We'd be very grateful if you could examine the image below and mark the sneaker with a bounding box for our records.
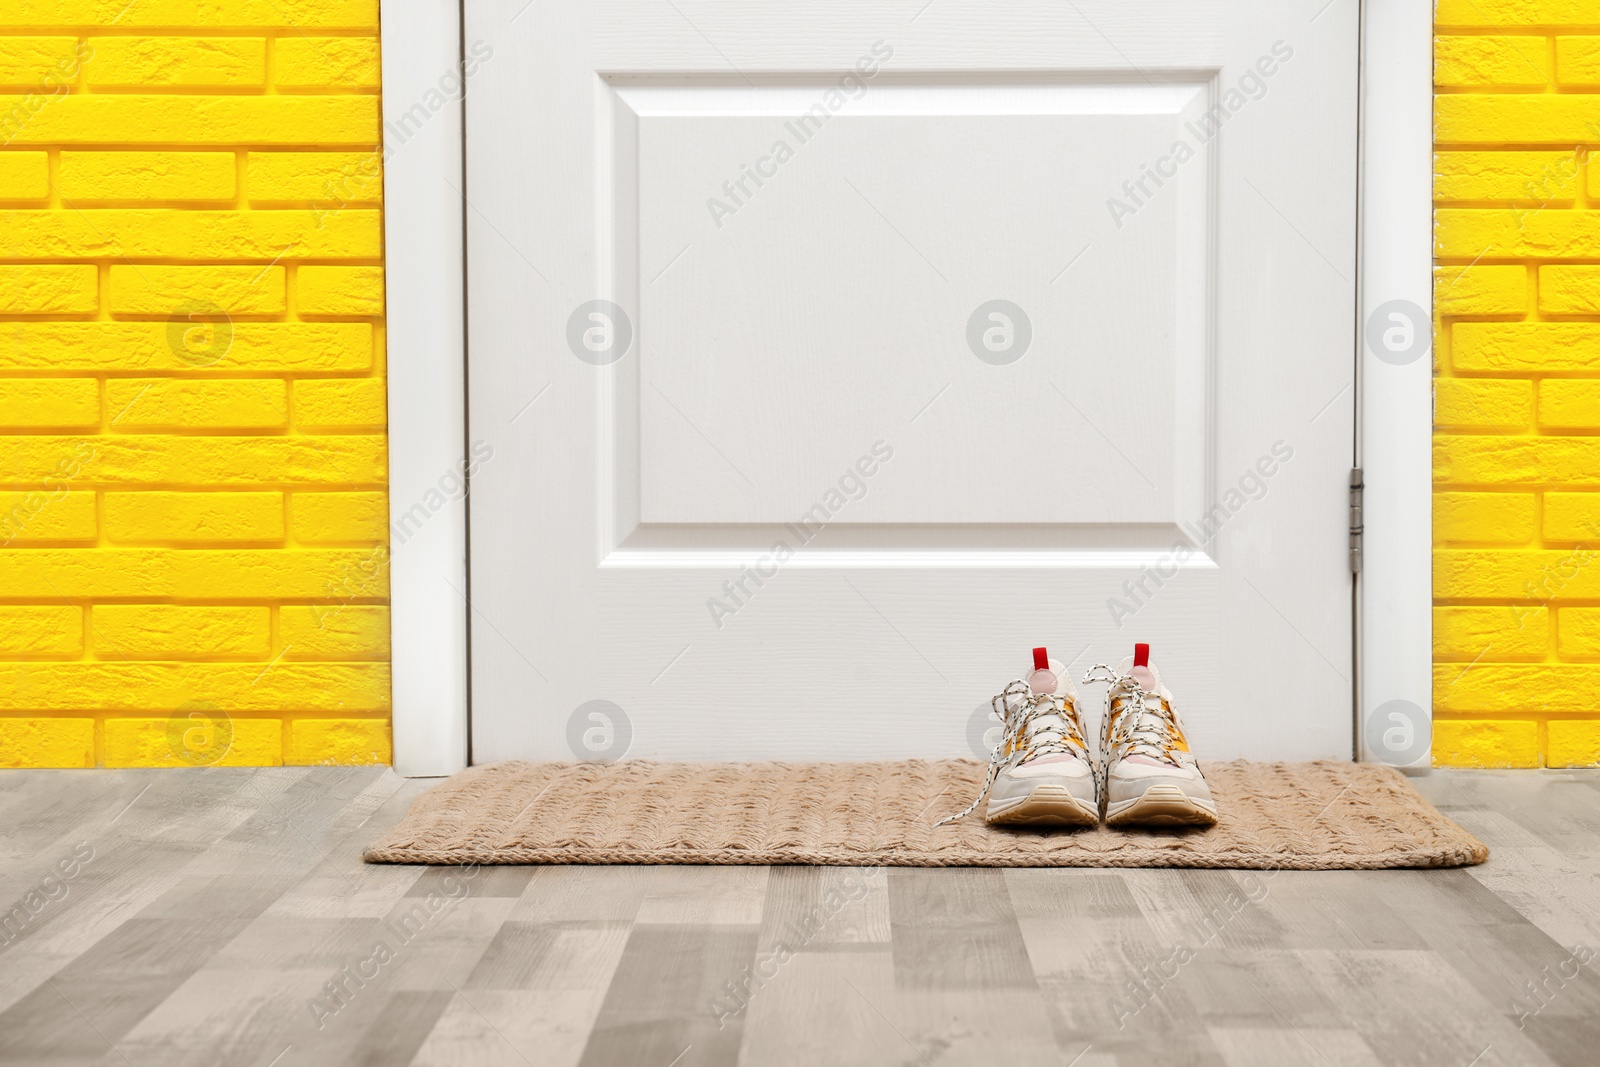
[939,647,1099,828]
[1083,643,1218,828]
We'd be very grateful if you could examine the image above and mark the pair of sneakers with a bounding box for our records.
[941,643,1217,829]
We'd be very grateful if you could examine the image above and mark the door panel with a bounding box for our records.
[465,0,1358,762]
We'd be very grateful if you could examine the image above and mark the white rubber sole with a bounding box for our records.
[985,785,1100,828]
[1103,784,1218,829]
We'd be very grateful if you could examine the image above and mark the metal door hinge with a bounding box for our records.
[1349,467,1363,575]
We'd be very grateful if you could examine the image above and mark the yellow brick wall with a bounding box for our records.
[1435,0,1600,768]
[3,4,1594,771]
[0,1,389,768]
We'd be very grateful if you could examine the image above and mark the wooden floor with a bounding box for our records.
[1,768,1598,1067]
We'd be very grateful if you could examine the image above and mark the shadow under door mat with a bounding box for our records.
[364,759,1487,869]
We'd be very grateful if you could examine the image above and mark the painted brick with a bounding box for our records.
[0,152,48,200]
[1431,719,1539,769]
[1434,265,1525,316]
[1434,150,1583,203]
[1538,265,1600,314]
[0,379,99,429]
[7,1,378,28]
[106,379,288,431]
[294,378,386,431]
[0,7,388,770]
[1432,20,1600,771]
[1539,380,1600,432]
[1452,323,1600,374]
[280,605,387,658]
[0,662,389,712]
[0,718,93,768]
[0,491,96,544]
[0,322,373,373]
[60,151,236,202]
[1434,378,1531,431]
[0,96,377,146]
[0,548,387,600]
[1436,664,1600,713]
[1435,437,1600,488]
[0,435,386,486]
[1435,36,1551,88]
[275,38,380,89]
[0,265,97,314]
[247,151,381,204]
[1435,549,1600,601]
[1436,96,1600,145]
[1438,0,1600,28]
[104,716,282,768]
[1543,493,1600,543]
[1556,37,1600,86]
[0,208,379,260]
[1548,720,1600,768]
[1435,606,1547,660]
[86,38,266,88]
[110,265,284,316]
[293,491,387,543]
[286,718,390,765]
[297,266,384,317]
[1437,208,1600,259]
[93,605,270,658]
[1559,608,1600,659]
[0,38,79,86]
[1433,491,1536,545]
[104,491,284,543]
[0,607,82,655]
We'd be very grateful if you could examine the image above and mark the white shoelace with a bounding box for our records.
[935,680,1087,827]
[1081,664,1184,765]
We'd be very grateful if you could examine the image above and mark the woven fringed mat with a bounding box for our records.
[364,759,1487,869]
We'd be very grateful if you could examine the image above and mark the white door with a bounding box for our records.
[464,0,1358,764]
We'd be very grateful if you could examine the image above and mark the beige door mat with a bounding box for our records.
[365,759,1486,869]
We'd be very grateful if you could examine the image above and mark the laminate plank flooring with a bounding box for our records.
[0,766,1597,1066]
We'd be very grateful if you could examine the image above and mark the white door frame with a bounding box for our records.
[380,0,1432,777]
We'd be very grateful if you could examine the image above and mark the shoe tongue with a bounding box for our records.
[1114,655,1162,692]
[1027,657,1077,699]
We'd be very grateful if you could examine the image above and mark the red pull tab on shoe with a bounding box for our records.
[1133,643,1150,668]
[1033,647,1049,671]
